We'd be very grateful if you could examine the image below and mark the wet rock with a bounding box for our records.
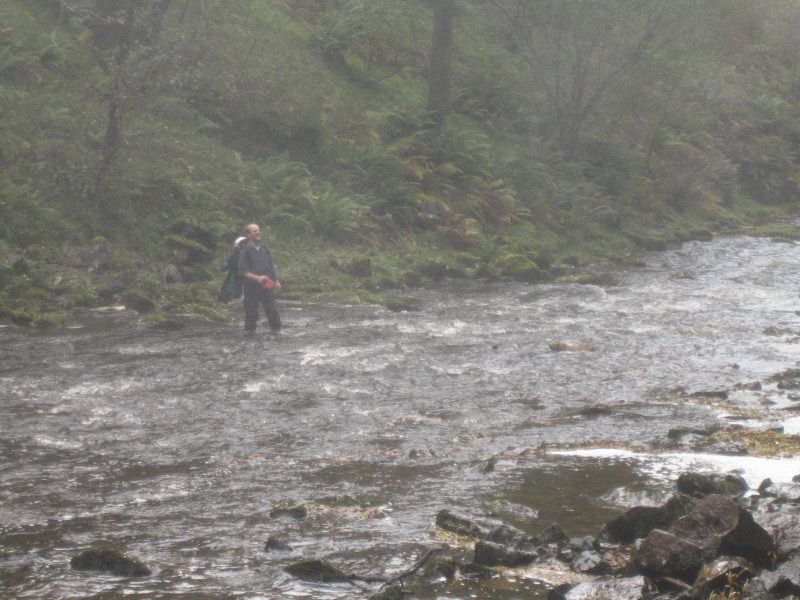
[671,494,775,568]
[284,559,351,582]
[473,540,537,567]
[755,510,800,558]
[487,524,538,550]
[563,575,652,600]
[270,500,308,519]
[484,500,539,524]
[571,550,611,575]
[686,556,754,600]
[542,523,569,544]
[634,528,708,581]
[756,480,800,503]
[677,472,748,498]
[70,548,151,577]
[423,556,492,581]
[766,368,800,390]
[604,506,669,544]
[753,556,800,597]
[435,509,483,537]
[733,381,763,391]
[689,389,729,400]
[263,536,292,552]
[479,456,497,473]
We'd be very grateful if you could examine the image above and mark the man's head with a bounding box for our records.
[244,223,262,245]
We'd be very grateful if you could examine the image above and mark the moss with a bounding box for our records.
[712,428,800,457]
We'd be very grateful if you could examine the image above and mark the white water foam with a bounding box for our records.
[550,448,800,488]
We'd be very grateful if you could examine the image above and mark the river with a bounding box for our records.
[2,234,800,599]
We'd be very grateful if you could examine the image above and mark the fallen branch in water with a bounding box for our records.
[378,545,447,590]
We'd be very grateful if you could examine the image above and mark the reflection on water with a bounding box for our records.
[2,236,800,598]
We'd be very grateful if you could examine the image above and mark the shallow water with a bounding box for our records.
[2,235,800,598]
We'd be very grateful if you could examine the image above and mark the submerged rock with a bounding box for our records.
[263,536,292,552]
[270,500,308,519]
[435,509,482,537]
[70,548,151,577]
[284,559,350,582]
[474,540,537,567]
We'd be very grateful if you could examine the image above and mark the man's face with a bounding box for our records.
[246,224,262,244]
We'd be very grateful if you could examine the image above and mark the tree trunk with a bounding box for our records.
[88,0,138,206]
[427,0,456,130]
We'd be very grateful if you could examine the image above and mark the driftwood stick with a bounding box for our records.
[659,575,692,590]
[379,545,446,590]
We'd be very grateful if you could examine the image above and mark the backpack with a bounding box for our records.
[218,251,243,301]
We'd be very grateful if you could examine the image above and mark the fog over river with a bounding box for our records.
[3,234,800,599]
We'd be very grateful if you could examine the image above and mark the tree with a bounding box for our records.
[489,0,698,157]
[427,0,456,129]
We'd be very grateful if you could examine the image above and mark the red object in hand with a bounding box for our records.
[261,276,276,290]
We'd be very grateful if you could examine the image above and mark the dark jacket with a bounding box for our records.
[237,243,279,293]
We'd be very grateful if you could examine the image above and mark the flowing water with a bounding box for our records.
[3,235,800,599]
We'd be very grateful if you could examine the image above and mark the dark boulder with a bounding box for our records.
[635,528,708,581]
[70,548,151,577]
[435,509,483,537]
[542,522,568,544]
[604,506,671,544]
[677,472,748,498]
[670,494,775,568]
[284,559,350,582]
[473,540,537,567]
[263,536,292,552]
[487,524,538,550]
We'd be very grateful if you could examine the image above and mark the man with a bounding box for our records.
[237,223,282,333]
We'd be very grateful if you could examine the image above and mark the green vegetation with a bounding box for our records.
[1,0,799,325]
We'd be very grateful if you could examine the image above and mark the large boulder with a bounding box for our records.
[677,472,748,498]
[70,548,151,577]
[603,494,698,544]
[634,529,708,581]
[670,494,775,568]
[755,509,800,558]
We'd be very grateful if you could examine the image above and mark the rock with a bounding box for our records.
[480,456,497,473]
[635,529,709,581]
[756,480,800,503]
[473,540,537,567]
[423,557,492,581]
[542,523,569,544]
[604,506,669,544]
[70,548,151,577]
[677,472,748,498]
[753,556,800,597]
[435,509,483,537]
[568,536,598,552]
[671,494,775,568]
[689,389,729,400]
[487,524,538,550]
[572,550,611,575]
[270,501,308,519]
[564,575,652,600]
[122,291,156,314]
[484,500,539,524]
[284,559,351,582]
[755,510,800,558]
[263,536,292,552]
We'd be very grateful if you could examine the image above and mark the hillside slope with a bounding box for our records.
[1,0,799,326]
